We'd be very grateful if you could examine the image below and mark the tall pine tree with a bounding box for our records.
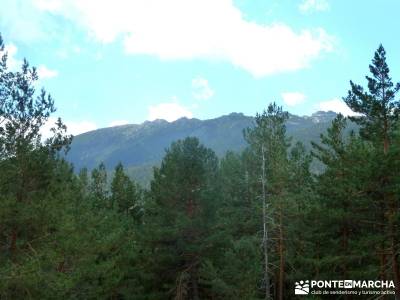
[138,137,219,300]
[344,45,400,295]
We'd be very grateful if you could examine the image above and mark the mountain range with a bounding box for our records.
[67,111,341,184]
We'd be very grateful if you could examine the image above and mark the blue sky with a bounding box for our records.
[1,0,399,135]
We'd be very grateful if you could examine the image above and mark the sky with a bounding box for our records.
[0,0,399,135]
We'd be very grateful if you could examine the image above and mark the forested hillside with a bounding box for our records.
[67,111,339,171]
[67,110,346,184]
[1,32,399,300]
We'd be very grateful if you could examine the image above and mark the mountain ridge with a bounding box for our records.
[74,110,336,136]
[67,111,342,182]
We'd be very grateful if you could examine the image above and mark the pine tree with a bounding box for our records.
[90,162,109,208]
[243,103,310,300]
[211,150,264,299]
[0,33,74,298]
[111,162,142,219]
[344,45,400,295]
[138,137,219,299]
[344,45,400,153]
[311,115,377,282]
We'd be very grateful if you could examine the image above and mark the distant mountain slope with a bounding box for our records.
[67,111,341,179]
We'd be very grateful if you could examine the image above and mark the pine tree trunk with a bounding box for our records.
[57,260,66,273]
[390,218,400,299]
[190,267,200,300]
[379,246,387,281]
[342,225,349,300]
[315,230,321,278]
[382,118,400,298]
[383,119,389,155]
[378,197,387,282]
[10,228,17,258]
[391,246,400,300]
[278,208,284,300]
[342,225,348,277]
[261,145,271,300]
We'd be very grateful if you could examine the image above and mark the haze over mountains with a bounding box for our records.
[67,111,341,183]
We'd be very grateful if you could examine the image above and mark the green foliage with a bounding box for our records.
[311,116,377,279]
[344,44,400,292]
[89,163,109,207]
[344,44,400,147]
[137,137,220,299]
[0,32,73,299]
[111,162,142,219]
[243,103,314,299]
[211,151,263,299]
[1,30,399,299]
[66,111,344,179]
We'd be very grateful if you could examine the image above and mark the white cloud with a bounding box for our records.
[299,0,330,14]
[317,98,359,116]
[33,0,62,12]
[109,120,129,127]
[40,117,97,139]
[1,44,58,79]
[72,46,81,54]
[0,0,49,42]
[0,44,22,70]
[65,120,97,135]
[37,65,58,79]
[33,0,334,77]
[148,102,193,122]
[282,92,306,106]
[192,77,214,100]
